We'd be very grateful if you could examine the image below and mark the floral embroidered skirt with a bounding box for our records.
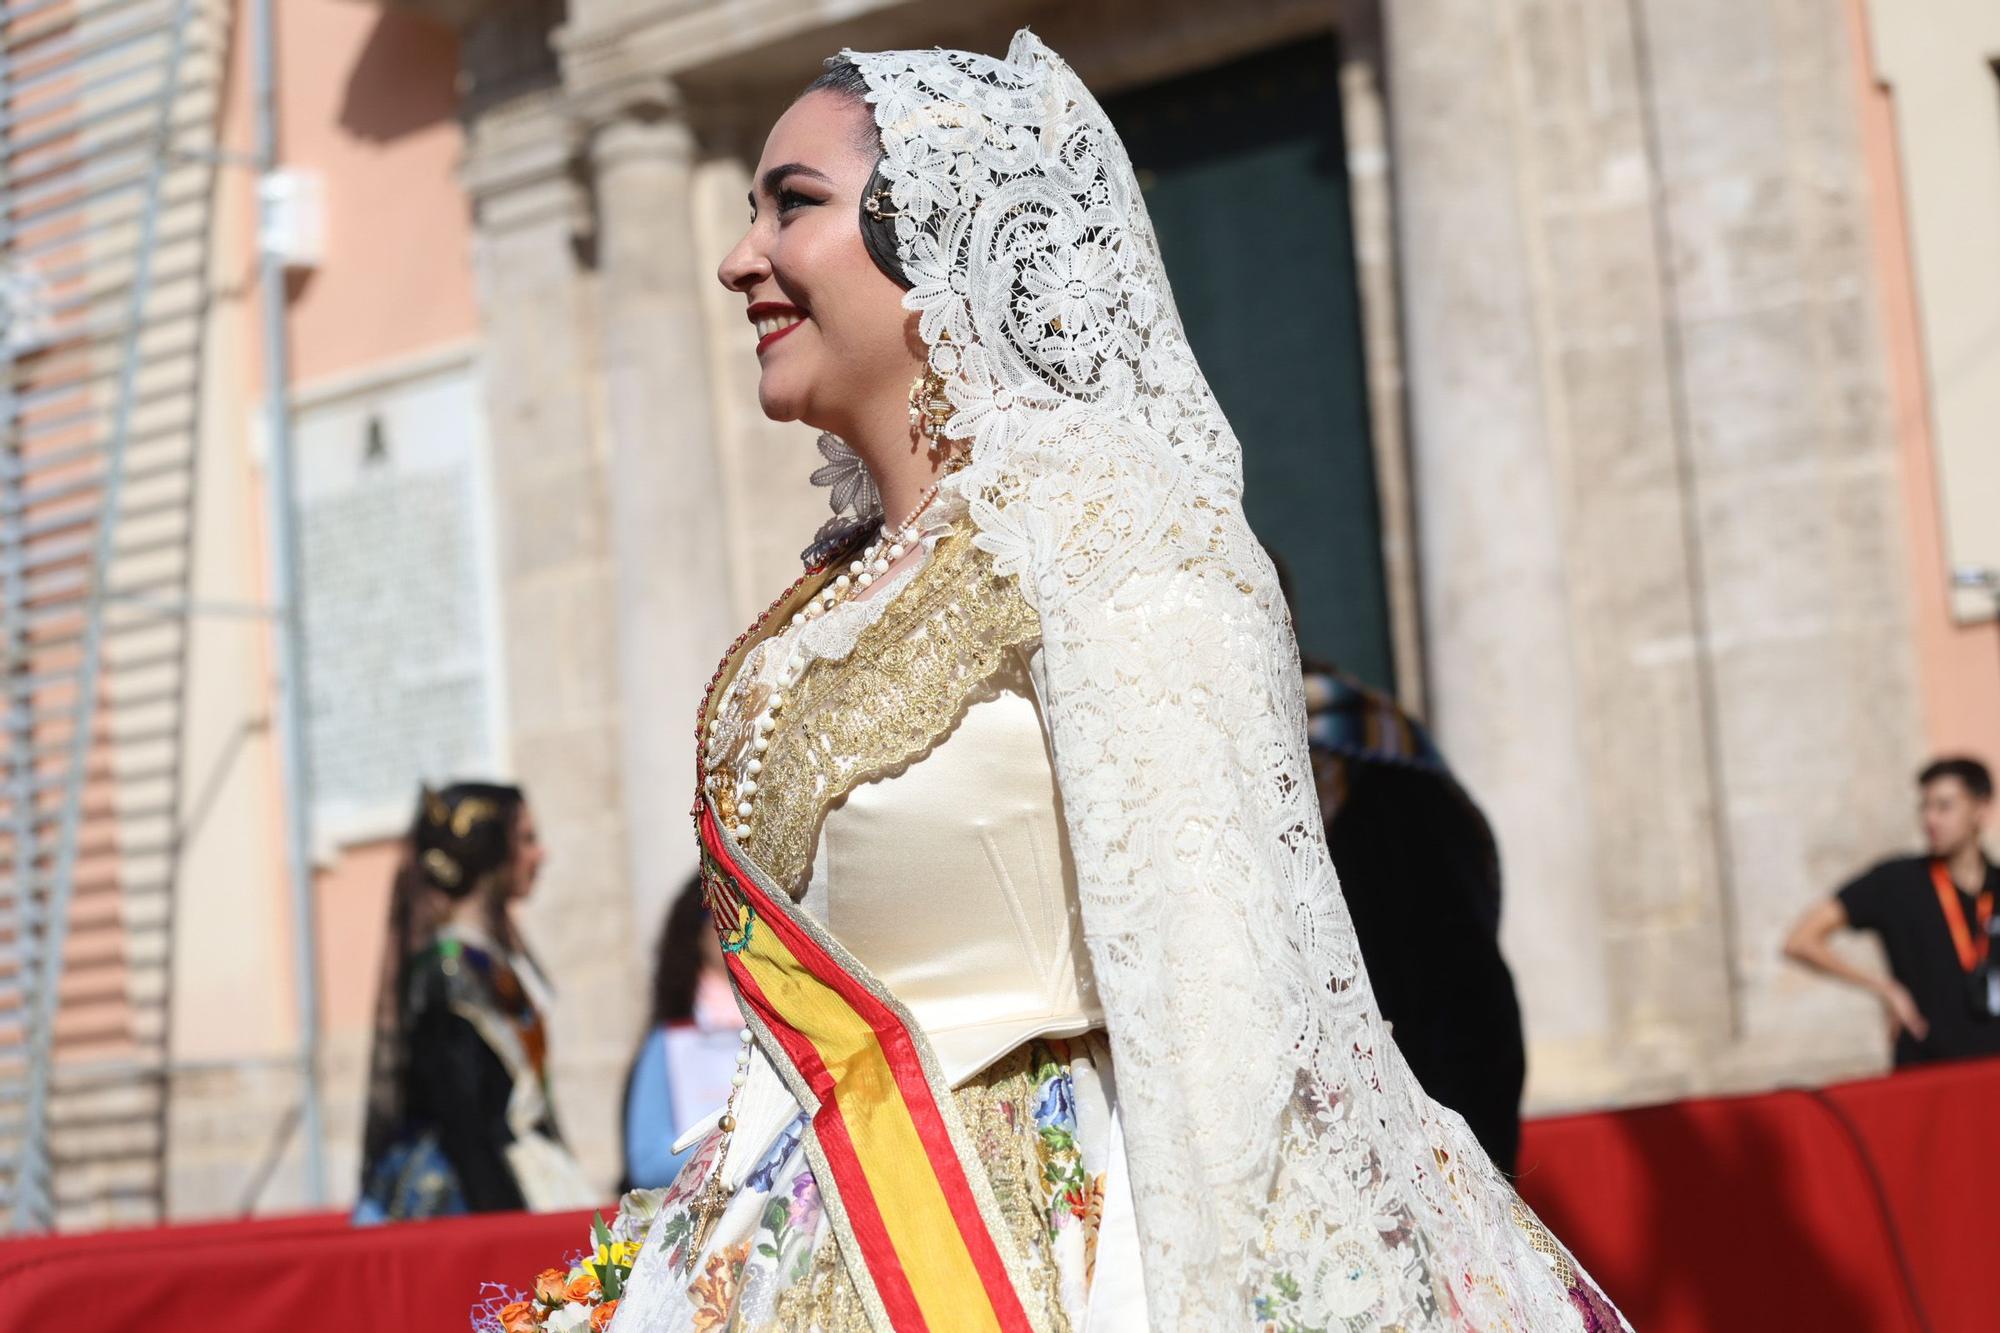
[609,1035,1119,1333]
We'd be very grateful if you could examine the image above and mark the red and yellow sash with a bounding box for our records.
[698,804,1034,1332]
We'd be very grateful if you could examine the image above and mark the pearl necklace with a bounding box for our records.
[702,487,940,843]
[791,485,938,627]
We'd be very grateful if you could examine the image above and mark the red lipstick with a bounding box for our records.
[748,301,808,355]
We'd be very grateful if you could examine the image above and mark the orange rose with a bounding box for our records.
[590,1300,619,1331]
[565,1271,602,1304]
[533,1269,569,1305]
[498,1299,543,1333]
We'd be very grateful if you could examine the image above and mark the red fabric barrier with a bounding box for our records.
[0,1209,347,1269]
[4,1058,1992,1331]
[7,1206,595,1331]
[1520,1057,1998,1333]
[1518,1089,1919,1332]
[1817,1059,1994,1333]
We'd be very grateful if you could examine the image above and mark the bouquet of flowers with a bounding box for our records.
[474,1190,668,1333]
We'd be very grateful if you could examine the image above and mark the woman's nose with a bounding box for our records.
[718,228,769,292]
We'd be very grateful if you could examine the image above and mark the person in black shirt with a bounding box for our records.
[1783,756,1999,1067]
[1267,548,1528,1171]
[1305,664,1527,1174]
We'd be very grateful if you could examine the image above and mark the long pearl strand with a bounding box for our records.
[682,1020,759,1270]
[703,487,940,844]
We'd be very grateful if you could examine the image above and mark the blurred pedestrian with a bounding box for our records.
[355,781,596,1221]
[1784,756,1999,1068]
[619,877,742,1191]
[1303,664,1527,1172]
[1269,551,1527,1172]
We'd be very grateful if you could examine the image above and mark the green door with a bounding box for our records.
[1104,37,1393,688]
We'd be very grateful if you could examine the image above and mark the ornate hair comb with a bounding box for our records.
[421,848,463,890]
[449,797,500,838]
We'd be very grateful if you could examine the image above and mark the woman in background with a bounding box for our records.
[620,878,741,1191]
[356,781,595,1221]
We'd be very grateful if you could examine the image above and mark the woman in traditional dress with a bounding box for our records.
[356,782,596,1220]
[607,33,1627,1331]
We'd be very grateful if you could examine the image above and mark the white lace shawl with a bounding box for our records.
[841,32,1627,1330]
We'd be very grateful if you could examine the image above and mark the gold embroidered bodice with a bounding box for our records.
[704,529,1104,1085]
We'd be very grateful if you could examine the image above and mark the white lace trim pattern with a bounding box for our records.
[838,32,1627,1330]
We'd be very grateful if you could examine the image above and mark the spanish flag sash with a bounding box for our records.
[688,557,1037,1333]
[697,811,1034,1332]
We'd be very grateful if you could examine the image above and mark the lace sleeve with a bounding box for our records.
[989,415,1623,1331]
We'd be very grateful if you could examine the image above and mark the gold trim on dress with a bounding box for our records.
[746,530,1043,892]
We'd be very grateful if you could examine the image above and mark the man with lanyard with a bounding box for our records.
[1784,756,2000,1067]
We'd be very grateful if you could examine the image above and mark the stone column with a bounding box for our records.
[1413,0,1746,1101]
[1631,0,1925,1086]
[1383,0,1618,1105]
[461,90,637,1187]
[584,91,739,948]
[1333,0,1427,715]
[1387,0,1926,1105]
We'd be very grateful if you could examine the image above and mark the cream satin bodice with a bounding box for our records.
[700,528,1104,1091]
[797,648,1102,1086]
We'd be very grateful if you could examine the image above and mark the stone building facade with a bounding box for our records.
[162,0,1989,1213]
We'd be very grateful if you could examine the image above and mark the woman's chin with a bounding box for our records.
[755,381,804,424]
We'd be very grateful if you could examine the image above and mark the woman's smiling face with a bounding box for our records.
[717,90,920,436]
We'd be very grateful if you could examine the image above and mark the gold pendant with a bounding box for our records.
[683,1168,733,1273]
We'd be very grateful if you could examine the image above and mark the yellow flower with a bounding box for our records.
[593,1240,642,1271]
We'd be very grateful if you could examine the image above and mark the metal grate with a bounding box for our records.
[0,0,225,1233]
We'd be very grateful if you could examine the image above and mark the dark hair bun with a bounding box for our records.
[410,781,525,899]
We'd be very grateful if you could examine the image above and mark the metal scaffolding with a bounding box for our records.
[0,0,226,1232]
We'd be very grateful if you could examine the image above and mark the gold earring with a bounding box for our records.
[908,361,953,447]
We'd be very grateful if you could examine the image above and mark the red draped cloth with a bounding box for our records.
[3,1205,593,1329]
[7,1057,1994,1331]
[1520,1056,1993,1333]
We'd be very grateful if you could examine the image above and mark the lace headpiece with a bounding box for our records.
[849,33,1239,512]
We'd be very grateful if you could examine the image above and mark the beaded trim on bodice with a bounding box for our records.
[697,527,1042,896]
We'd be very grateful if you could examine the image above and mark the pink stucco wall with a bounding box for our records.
[274,2,476,385]
[1850,0,2000,778]
[272,2,476,1046]
[315,838,403,1039]
[212,0,476,1053]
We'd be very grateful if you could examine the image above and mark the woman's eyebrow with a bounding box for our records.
[757,162,834,199]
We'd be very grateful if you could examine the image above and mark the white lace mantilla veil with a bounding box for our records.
[834,31,1630,1331]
